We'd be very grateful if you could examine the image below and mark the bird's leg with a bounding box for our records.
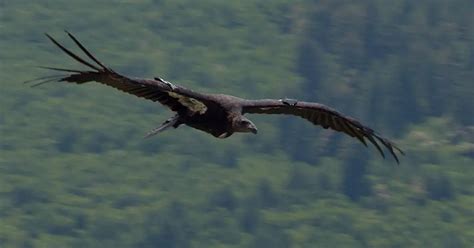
[144,114,180,138]
[154,77,177,91]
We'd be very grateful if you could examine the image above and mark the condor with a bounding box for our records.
[28,32,404,163]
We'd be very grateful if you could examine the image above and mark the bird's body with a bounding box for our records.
[29,32,404,162]
[175,94,243,138]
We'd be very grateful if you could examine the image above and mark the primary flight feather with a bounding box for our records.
[29,32,404,163]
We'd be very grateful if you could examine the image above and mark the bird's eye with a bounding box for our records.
[240,120,248,125]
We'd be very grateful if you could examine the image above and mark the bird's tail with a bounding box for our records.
[144,115,181,138]
[25,31,113,87]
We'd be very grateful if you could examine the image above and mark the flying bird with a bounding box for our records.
[28,32,404,162]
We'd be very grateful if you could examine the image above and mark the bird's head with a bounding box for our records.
[233,116,258,134]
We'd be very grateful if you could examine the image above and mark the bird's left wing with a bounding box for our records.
[241,99,404,163]
[27,32,219,114]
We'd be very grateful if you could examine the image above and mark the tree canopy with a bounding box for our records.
[1,0,473,247]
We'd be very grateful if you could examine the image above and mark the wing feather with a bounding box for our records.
[242,99,403,163]
[331,116,342,132]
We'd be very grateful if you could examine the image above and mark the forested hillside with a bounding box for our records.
[1,0,473,247]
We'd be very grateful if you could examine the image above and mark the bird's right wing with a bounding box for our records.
[241,99,404,163]
[28,32,219,115]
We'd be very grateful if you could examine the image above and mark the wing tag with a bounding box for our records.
[280,98,298,106]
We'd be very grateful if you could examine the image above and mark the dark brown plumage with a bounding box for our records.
[28,32,404,163]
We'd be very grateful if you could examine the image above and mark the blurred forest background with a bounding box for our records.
[1,0,473,247]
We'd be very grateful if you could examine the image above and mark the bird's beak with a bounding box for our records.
[251,127,258,134]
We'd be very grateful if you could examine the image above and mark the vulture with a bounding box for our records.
[28,32,404,163]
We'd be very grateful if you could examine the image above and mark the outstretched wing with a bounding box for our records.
[28,31,217,114]
[241,99,404,163]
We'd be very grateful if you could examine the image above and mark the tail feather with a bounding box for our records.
[144,115,180,138]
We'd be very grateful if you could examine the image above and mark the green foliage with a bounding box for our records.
[1,0,474,247]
